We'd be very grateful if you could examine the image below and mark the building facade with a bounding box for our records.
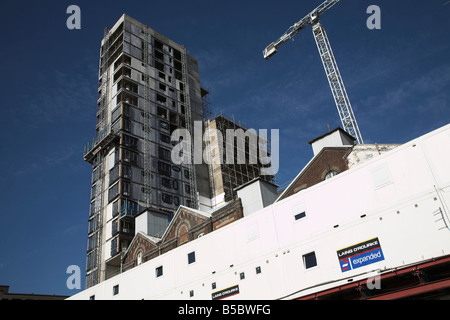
[277,127,400,202]
[121,199,244,274]
[69,123,450,300]
[203,115,275,206]
[83,14,205,288]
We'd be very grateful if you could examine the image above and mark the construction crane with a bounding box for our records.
[263,0,364,144]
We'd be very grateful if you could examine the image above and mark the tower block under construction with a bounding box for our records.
[83,14,205,288]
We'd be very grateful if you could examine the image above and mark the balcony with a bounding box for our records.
[83,125,119,164]
[119,200,145,219]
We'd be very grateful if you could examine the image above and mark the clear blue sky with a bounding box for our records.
[0,0,449,296]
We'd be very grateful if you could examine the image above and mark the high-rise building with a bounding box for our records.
[83,14,205,288]
[203,114,275,205]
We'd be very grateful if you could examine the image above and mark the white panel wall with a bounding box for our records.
[69,123,450,300]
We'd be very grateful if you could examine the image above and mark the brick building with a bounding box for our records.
[122,199,243,272]
[278,128,355,201]
[277,127,399,202]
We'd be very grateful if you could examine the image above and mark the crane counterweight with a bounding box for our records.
[263,42,277,60]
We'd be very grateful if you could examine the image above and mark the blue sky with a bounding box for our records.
[0,0,449,296]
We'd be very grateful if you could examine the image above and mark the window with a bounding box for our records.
[240,272,245,280]
[174,49,181,61]
[188,251,196,264]
[174,196,180,206]
[120,199,139,217]
[155,60,164,72]
[156,94,167,105]
[158,161,171,177]
[212,282,216,290]
[111,237,118,256]
[156,266,163,278]
[256,266,262,274]
[112,200,119,218]
[122,165,132,179]
[137,251,143,266]
[160,133,171,144]
[303,252,317,269]
[122,118,131,132]
[122,134,138,149]
[325,170,338,180]
[111,107,121,124]
[112,220,118,236]
[160,120,169,130]
[154,39,163,50]
[122,181,131,197]
[161,177,172,188]
[172,180,179,190]
[162,193,173,204]
[89,295,95,300]
[122,149,139,165]
[294,212,306,221]
[155,50,164,61]
[108,183,119,203]
[157,106,167,118]
[109,165,120,185]
[113,285,119,296]
[190,290,194,297]
[159,146,171,161]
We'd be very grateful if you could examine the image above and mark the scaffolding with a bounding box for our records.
[86,26,111,289]
[181,47,198,209]
[205,114,275,202]
[142,25,152,206]
[201,87,212,121]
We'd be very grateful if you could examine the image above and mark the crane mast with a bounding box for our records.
[263,0,364,144]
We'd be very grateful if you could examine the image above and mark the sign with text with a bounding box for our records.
[212,285,240,300]
[337,237,385,272]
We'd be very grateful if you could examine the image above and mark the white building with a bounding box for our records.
[70,123,450,300]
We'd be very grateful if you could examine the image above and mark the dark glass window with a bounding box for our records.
[108,183,119,202]
[303,252,317,269]
[162,177,172,188]
[109,165,120,185]
[294,212,306,221]
[122,134,138,149]
[159,146,172,162]
[158,161,171,177]
[156,266,163,277]
[188,251,196,264]
[160,133,171,144]
[162,193,173,204]
[113,285,119,296]
[160,120,169,130]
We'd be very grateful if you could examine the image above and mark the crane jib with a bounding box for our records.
[263,0,340,58]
